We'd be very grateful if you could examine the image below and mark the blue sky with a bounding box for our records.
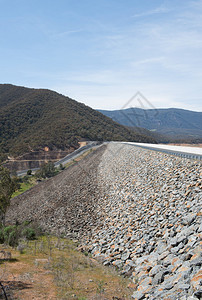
[0,0,202,111]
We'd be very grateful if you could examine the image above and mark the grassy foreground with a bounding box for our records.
[0,236,133,299]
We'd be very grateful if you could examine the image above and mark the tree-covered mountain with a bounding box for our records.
[0,84,156,160]
[98,108,202,141]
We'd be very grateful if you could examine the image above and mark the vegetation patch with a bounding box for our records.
[0,221,41,247]
[0,236,133,299]
[12,177,36,198]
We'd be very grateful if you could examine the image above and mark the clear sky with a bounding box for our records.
[0,0,202,111]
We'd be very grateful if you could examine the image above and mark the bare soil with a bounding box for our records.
[0,237,132,299]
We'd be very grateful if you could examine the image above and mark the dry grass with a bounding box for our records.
[0,236,133,299]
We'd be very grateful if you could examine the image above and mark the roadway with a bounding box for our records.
[17,141,202,176]
[123,142,202,160]
[16,141,101,177]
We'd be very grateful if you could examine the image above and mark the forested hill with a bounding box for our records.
[0,84,156,159]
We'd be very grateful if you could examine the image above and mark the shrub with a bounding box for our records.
[23,220,31,226]
[3,225,16,240]
[27,170,32,175]
[22,227,36,240]
[35,162,57,179]
[22,175,29,183]
[8,229,19,247]
[0,229,4,243]
[58,163,65,170]
[1,225,19,247]
[0,222,40,247]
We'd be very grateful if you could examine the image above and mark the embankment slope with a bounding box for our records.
[7,143,202,299]
[6,145,106,238]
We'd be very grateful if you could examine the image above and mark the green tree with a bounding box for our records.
[35,161,57,179]
[27,169,32,175]
[59,163,65,171]
[0,167,19,226]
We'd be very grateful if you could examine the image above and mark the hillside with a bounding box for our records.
[0,84,156,161]
[99,108,202,141]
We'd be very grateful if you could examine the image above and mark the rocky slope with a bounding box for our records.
[6,146,106,238]
[81,143,202,299]
[7,143,202,299]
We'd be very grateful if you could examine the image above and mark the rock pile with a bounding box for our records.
[81,143,202,299]
[6,146,106,238]
[7,142,201,299]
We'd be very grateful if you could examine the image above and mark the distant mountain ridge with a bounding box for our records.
[0,84,156,161]
[98,107,202,140]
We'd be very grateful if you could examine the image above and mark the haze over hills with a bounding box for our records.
[98,108,202,142]
[0,84,156,162]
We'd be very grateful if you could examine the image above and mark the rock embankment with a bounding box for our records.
[6,146,106,238]
[81,143,202,300]
[7,142,201,299]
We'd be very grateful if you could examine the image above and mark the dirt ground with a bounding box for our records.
[78,142,87,148]
[0,237,133,300]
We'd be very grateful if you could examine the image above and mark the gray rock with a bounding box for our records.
[182,214,197,226]
[132,291,145,299]
[170,237,178,247]
[176,283,190,290]
[182,252,193,261]
[163,283,174,290]
[177,235,188,244]
[158,250,169,260]
[193,290,202,299]
[152,271,165,285]
[198,223,202,233]
[112,259,123,268]
[136,247,144,254]
[121,264,132,275]
[149,265,164,277]
[190,257,202,267]
[121,252,130,261]
[103,260,111,266]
